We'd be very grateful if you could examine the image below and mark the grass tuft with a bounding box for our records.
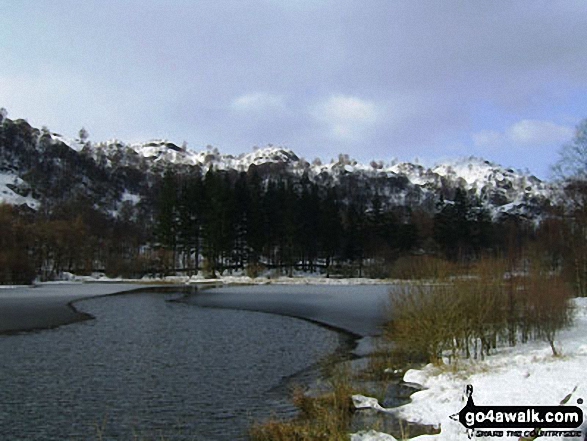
[250,366,356,441]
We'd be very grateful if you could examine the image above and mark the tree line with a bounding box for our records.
[151,165,509,278]
[3,111,587,294]
[0,164,511,284]
[2,162,577,285]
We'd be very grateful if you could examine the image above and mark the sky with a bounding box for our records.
[1,0,586,179]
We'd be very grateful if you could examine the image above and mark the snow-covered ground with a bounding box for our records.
[68,270,394,286]
[352,298,587,441]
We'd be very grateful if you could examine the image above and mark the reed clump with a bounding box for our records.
[249,366,355,441]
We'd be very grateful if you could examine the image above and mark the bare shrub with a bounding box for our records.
[516,271,573,355]
[389,255,460,280]
[246,262,265,278]
[386,281,456,365]
[385,257,574,364]
[363,259,391,279]
[104,255,152,279]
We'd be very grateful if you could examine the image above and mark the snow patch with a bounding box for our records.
[353,394,392,413]
[121,191,141,205]
[357,297,587,440]
[52,134,85,152]
[0,171,39,209]
[350,430,398,441]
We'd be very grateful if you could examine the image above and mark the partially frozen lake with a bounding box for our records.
[0,283,392,440]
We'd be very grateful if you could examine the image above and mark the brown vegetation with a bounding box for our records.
[389,254,461,280]
[249,367,355,441]
[385,258,574,364]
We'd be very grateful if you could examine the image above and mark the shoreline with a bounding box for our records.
[0,271,395,334]
[0,281,384,393]
[0,283,184,335]
[0,279,385,348]
[0,279,405,438]
[351,298,587,441]
[173,286,364,341]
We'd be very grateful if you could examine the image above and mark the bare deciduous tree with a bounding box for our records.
[553,119,587,181]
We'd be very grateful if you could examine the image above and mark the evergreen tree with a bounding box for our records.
[434,188,492,261]
[155,169,179,270]
[245,166,265,267]
[177,172,204,273]
[343,202,366,276]
[298,174,321,271]
[319,187,343,275]
[201,170,237,275]
[280,179,299,276]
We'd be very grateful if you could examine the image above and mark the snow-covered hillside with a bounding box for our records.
[87,140,302,171]
[0,118,557,218]
[0,171,39,209]
[72,138,555,217]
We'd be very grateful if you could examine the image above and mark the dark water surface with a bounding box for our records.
[0,292,344,440]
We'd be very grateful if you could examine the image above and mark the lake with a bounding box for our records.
[0,284,391,440]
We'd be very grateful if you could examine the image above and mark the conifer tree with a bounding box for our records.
[177,172,204,273]
[343,202,366,276]
[320,187,343,274]
[155,169,179,270]
[245,166,265,268]
[298,175,320,271]
[434,188,492,261]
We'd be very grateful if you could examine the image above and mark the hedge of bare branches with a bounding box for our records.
[385,258,574,364]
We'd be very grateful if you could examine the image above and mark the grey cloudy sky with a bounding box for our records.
[1,0,586,178]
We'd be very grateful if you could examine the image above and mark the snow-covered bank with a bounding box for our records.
[352,298,587,440]
[190,274,393,286]
[66,271,395,286]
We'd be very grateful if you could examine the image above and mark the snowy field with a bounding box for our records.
[352,297,587,441]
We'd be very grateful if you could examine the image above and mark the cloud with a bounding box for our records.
[1,0,587,176]
[311,95,380,141]
[473,120,574,149]
[231,92,286,113]
[507,120,574,146]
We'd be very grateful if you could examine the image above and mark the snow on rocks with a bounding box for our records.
[25,133,556,219]
[353,297,587,440]
[351,430,398,441]
[353,394,393,413]
[0,171,39,209]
